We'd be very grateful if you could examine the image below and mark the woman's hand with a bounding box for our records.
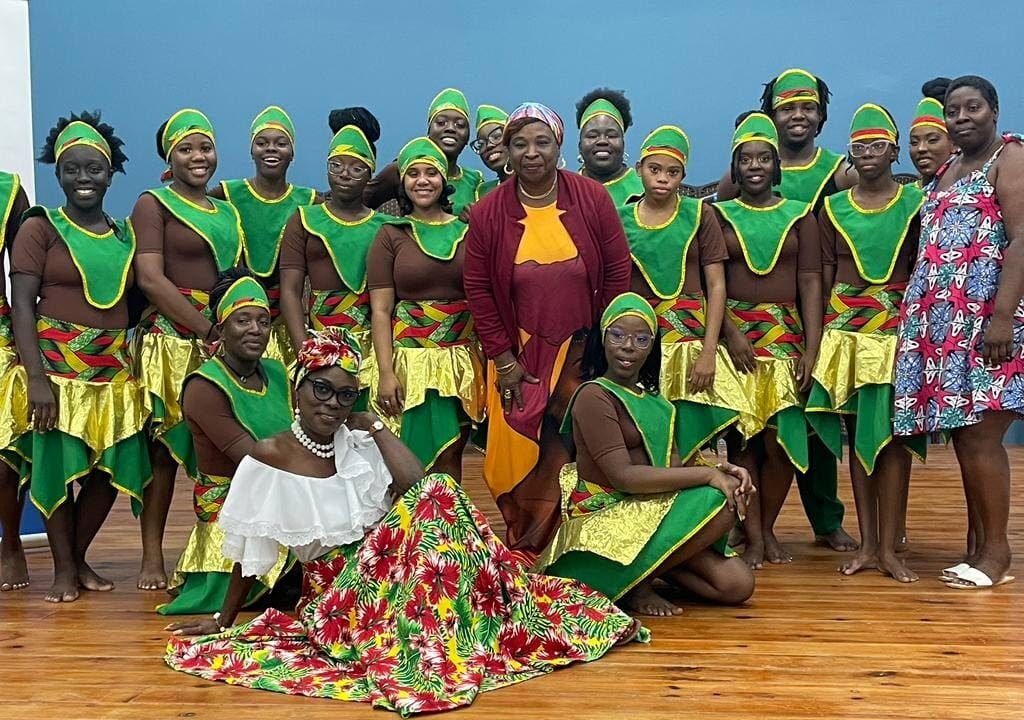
[27,375,57,432]
[717,460,755,514]
[724,331,757,374]
[165,617,224,637]
[346,411,381,433]
[708,464,754,519]
[376,371,404,418]
[689,349,717,393]
[982,314,1015,366]
[795,349,817,393]
[497,362,539,413]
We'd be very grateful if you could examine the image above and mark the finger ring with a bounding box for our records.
[503,389,512,399]
[383,399,391,406]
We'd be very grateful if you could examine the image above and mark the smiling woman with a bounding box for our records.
[575,88,643,206]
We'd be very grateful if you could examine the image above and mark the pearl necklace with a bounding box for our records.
[291,420,335,458]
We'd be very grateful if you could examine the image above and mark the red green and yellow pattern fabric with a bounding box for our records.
[652,294,705,342]
[393,299,474,348]
[727,299,805,359]
[221,179,316,277]
[849,102,898,144]
[37,315,132,382]
[912,97,946,134]
[309,288,370,333]
[166,473,644,715]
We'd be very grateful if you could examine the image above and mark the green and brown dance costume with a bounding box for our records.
[133,109,243,480]
[535,294,731,600]
[428,89,483,216]
[621,126,740,460]
[160,277,293,615]
[808,105,928,470]
[373,138,485,470]
[0,171,30,469]
[10,202,152,518]
[577,98,644,206]
[220,106,316,364]
[474,104,509,200]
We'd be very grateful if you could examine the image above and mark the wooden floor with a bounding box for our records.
[2,446,1021,719]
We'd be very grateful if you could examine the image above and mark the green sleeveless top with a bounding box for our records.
[823,184,925,284]
[476,178,501,200]
[189,357,293,447]
[383,215,467,260]
[0,171,21,253]
[298,205,394,293]
[23,206,135,309]
[714,198,812,275]
[774,147,844,207]
[448,167,484,216]
[221,179,317,277]
[144,186,243,272]
[563,377,675,468]
[619,196,702,299]
[602,167,645,207]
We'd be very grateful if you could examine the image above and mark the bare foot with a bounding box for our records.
[742,542,765,570]
[0,542,29,591]
[137,558,168,591]
[764,535,793,564]
[621,584,684,617]
[815,527,859,552]
[45,571,80,603]
[77,561,114,592]
[877,553,918,583]
[840,551,877,575]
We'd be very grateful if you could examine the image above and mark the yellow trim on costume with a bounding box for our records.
[327,125,377,172]
[603,169,632,189]
[167,186,217,214]
[297,205,375,293]
[55,121,113,163]
[582,110,624,131]
[601,310,657,334]
[784,146,823,172]
[630,198,702,300]
[55,142,112,165]
[407,217,467,261]
[209,356,269,397]
[161,108,215,155]
[0,173,21,252]
[54,208,134,310]
[722,199,809,276]
[782,148,844,207]
[145,189,245,268]
[226,179,297,206]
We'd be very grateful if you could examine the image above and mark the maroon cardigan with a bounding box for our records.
[464,169,631,359]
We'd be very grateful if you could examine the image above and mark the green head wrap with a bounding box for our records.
[475,104,509,133]
[328,125,376,172]
[579,98,624,130]
[161,108,215,158]
[216,276,270,323]
[398,137,448,178]
[732,112,779,152]
[250,105,295,143]
[640,125,690,166]
[428,88,471,125]
[850,103,898,144]
[600,292,657,334]
[911,97,946,134]
[771,68,821,109]
[55,121,112,164]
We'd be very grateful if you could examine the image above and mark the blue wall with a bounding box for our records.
[28,0,1024,217]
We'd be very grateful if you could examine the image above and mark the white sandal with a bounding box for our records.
[941,566,1015,589]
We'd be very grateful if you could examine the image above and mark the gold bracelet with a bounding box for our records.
[495,361,518,375]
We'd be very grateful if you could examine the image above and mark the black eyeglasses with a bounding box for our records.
[470,127,504,154]
[307,378,360,406]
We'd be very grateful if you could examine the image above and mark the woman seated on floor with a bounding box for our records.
[165,327,643,716]
[533,292,756,616]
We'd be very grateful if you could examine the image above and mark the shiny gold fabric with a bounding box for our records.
[263,319,297,368]
[660,341,746,411]
[167,517,289,591]
[389,344,486,424]
[0,346,28,451]
[133,331,207,432]
[533,463,676,569]
[811,329,896,411]
[710,354,803,441]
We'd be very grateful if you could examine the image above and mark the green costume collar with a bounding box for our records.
[774,147,844,206]
[384,215,467,261]
[619,197,702,299]
[220,179,316,276]
[189,357,293,446]
[824,184,924,284]
[0,172,21,254]
[299,205,392,292]
[715,198,811,274]
[602,167,645,207]
[144,186,243,272]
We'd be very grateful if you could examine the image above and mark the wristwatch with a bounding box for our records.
[368,419,386,436]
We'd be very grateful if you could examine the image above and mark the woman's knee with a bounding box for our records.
[717,560,755,605]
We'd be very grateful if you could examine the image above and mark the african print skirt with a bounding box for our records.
[133,287,210,475]
[807,283,927,473]
[308,287,376,399]
[10,315,151,517]
[165,474,643,716]
[385,300,485,469]
[653,293,743,461]
[536,464,731,601]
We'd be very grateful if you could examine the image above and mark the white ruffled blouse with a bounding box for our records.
[218,426,394,577]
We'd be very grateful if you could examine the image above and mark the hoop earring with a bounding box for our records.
[557,156,566,169]
[623,152,631,162]
[503,161,514,175]
[576,153,584,165]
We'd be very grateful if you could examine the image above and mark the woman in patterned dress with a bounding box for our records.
[165,328,642,716]
[893,75,1024,589]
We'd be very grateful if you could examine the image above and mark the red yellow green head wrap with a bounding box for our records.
[428,88,471,125]
[601,292,657,334]
[911,97,947,134]
[640,125,690,166]
[161,108,215,159]
[475,104,509,133]
[397,137,448,178]
[732,112,779,152]
[55,121,112,164]
[850,103,898,144]
[216,276,270,323]
[579,98,624,131]
[250,105,295,144]
[771,68,821,109]
[328,125,376,172]
[296,327,363,383]
[504,102,565,146]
